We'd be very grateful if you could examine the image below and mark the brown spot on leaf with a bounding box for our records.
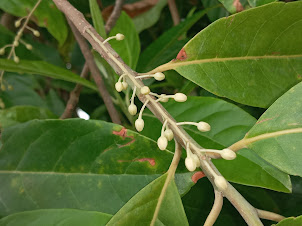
[233,0,244,12]
[256,116,278,124]
[176,48,187,61]
[297,75,302,80]
[271,52,280,55]
[192,171,206,183]
[113,127,135,147]
[118,158,156,166]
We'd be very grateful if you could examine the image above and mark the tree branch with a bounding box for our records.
[204,190,223,226]
[256,209,285,222]
[105,0,125,34]
[67,18,121,124]
[60,63,89,119]
[168,0,180,26]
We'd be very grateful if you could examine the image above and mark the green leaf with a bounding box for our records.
[248,0,277,7]
[0,0,68,45]
[107,174,189,225]
[89,0,107,38]
[142,97,291,192]
[0,119,193,217]
[45,89,65,116]
[138,9,209,72]
[109,12,140,69]
[275,216,302,226]
[0,59,97,91]
[239,81,302,177]
[151,2,302,108]
[202,0,229,22]
[0,106,56,129]
[218,0,239,13]
[133,0,167,33]
[0,209,112,226]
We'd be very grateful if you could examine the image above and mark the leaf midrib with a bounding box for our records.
[150,54,302,73]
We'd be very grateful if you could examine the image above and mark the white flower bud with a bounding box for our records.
[164,129,174,141]
[15,20,21,28]
[185,157,196,172]
[154,72,165,81]
[191,154,200,167]
[25,44,32,50]
[115,82,123,92]
[159,94,169,102]
[197,121,211,132]
[220,149,236,160]
[214,176,228,191]
[157,136,168,150]
[173,93,187,102]
[33,30,40,37]
[135,118,144,132]
[14,56,19,63]
[13,41,19,47]
[116,33,125,41]
[128,104,137,115]
[122,81,128,90]
[140,86,150,95]
[0,48,5,55]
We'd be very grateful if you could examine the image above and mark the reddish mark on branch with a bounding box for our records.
[113,127,135,147]
[176,48,187,61]
[118,158,156,166]
[192,171,206,183]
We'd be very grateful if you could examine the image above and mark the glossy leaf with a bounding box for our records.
[0,0,68,45]
[151,2,302,107]
[109,12,140,69]
[0,119,193,217]
[275,216,302,226]
[0,209,112,226]
[202,0,229,22]
[0,106,56,129]
[142,97,291,192]
[89,0,107,38]
[138,9,209,72]
[107,174,189,225]
[133,0,167,33]
[0,59,97,91]
[242,82,302,177]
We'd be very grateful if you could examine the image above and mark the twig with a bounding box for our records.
[204,190,223,226]
[60,63,89,119]
[105,0,125,34]
[66,18,121,125]
[168,0,180,26]
[151,140,182,226]
[256,209,285,222]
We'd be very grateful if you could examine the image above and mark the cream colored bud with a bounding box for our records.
[15,20,21,28]
[154,72,165,81]
[14,56,19,63]
[164,129,174,141]
[174,93,187,102]
[197,121,211,132]
[214,176,228,191]
[157,136,168,150]
[8,85,13,90]
[159,94,169,102]
[191,154,200,167]
[116,33,125,41]
[135,118,144,132]
[13,41,19,47]
[115,82,123,92]
[122,81,128,90]
[140,86,150,95]
[128,104,137,115]
[185,157,196,172]
[220,149,236,160]
[25,44,33,50]
[0,48,5,55]
[33,30,40,37]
